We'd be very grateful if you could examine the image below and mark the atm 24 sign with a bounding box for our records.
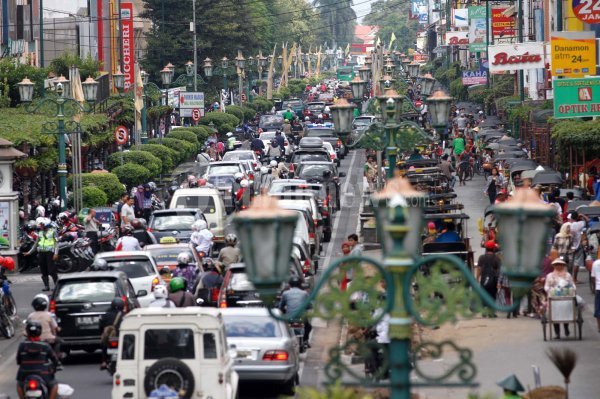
[573,0,600,22]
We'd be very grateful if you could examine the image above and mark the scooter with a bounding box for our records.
[289,320,306,353]
[106,336,119,376]
[22,375,48,398]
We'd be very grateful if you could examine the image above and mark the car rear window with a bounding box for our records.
[144,329,195,359]
[306,129,334,137]
[148,248,194,265]
[223,316,281,338]
[294,153,330,163]
[223,152,253,161]
[105,259,154,278]
[229,272,255,291]
[174,195,216,214]
[150,214,196,231]
[56,279,116,303]
[207,175,235,189]
[298,164,333,179]
[208,165,240,175]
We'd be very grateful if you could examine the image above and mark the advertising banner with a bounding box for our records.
[462,69,488,85]
[0,202,10,249]
[120,3,135,92]
[550,31,596,78]
[492,7,515,39]
[410,0,428,24]
[469,6,487,52]
[453,9,469,27]
[488,43,546,72]
[445,31,469,46]
[572,0,600,22]
[553,77,600,118]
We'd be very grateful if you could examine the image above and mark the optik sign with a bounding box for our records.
[120,3,135,92]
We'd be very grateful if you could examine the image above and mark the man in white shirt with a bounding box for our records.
[120,197,135,230]
[35,202,46,218]
[116,227,142,251]
[568,211,589,283]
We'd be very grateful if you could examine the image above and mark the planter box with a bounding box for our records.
[362,226,378,244]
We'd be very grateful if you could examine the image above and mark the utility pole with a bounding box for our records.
[192,0,197,91]
[517,0,525,101]
[39,0,44,96]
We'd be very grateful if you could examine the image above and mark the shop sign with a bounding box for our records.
[120,3,135,92]
[462,70,488,85]
[445,31,469,46]
[469,6,487,52]
[572,0,600,22]
[492,7,516,39]
[553,77,600,118]
[550,31,596,78]
[488,43,546,72]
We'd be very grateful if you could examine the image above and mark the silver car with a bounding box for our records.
[220,307,300,394]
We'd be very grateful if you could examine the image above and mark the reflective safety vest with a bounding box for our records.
[38,230,56,252]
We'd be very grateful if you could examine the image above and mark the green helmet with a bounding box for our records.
[169,277,186,293]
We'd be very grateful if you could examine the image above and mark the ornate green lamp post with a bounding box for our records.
[407,62,421,80]
[349,76,366,116]
[17,75,98,211]
[329,98,356,142]
[426,90,454,143]
[418,73,436,97]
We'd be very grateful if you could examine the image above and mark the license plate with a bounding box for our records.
[237,350,257,360]
[76,316,100,326]
[25,390,42,398]
[107,348,118,355]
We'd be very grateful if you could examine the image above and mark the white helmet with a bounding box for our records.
[177,252,191,265]
[153,285,168,299]
[240,179,249,188]
[234,172,244,179]
[270,160,278,167]
[194,220,208,231]
[226,132,233,137]
[260,166,269,174]
[34,293,50,303]
[305,116,310,121]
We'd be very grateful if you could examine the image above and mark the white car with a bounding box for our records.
[322,141,339,165]
[94,251,161,307]
[112,307,239,399]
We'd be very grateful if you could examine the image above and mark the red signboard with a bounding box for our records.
[572,0,600,22]
[414,54,429,62]
[120,3,135,92]
[491,7,515,38]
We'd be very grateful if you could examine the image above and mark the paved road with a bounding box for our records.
[0,149,366,399]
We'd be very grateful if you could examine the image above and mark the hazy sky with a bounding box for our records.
[353,0,376,23]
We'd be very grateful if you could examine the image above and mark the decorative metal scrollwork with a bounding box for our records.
[412,340,477,386]
[325,338,390,386]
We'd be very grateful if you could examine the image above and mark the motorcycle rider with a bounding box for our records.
[27,295,62,368]
[57,212,79,241]
[148,285,176,308]
[168,277,195,307]
[259,166,274,192]
[16,320,60,399]
[226,132,236,152]
[26,218,59,291]
[171,252,198,291]
[279,276,312,348]
[115,226,142,251]
[234,179,251,211]
[250,133,265,159]
[217,234,241,268]
[190,220,213,258]
[19,221,38,272]
[99,298,125,370]
[131,219,157,248]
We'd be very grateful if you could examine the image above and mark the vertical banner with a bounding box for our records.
[411,0,428,24]
[453,9,469,27]
[492,7,516,41]
[469,6,487,52]
[120,2,135,92]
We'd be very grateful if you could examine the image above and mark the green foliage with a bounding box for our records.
[148,137,196,162]
[106,96,135,126]
[449,78,468,101]
[15,158,39,170]
[176,126,212,143]
[48,53,100,80]
[112,164,152,189]
[0,58,48,106]
[552,119,600,153]
[81,186,108,208]
[313,0,356,50]
[167,130,200,148]
[240,106,256,121]
[147,105,172,120]
[198,112,240,134]
[288,79,306,97]
[363,0,420,53]
[107,150,162,177]
[78,173,124,203]
[140,144,178,174]
[248,96,274,113]
[275,87,291,100]
[224,105,245,122]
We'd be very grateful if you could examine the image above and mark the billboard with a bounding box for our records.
[488,43,546,73]
[445,31,469,46]
[469,6,487,52]
[550,31,596,78]
[492,7,516,40]
[120,3,134,92]
[553,77,600,118]
[411,0,428,24]
[462,69,488,86]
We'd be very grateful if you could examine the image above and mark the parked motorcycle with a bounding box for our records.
[56,235,95,273]
[1,272,17,317]
[0,289,14,338]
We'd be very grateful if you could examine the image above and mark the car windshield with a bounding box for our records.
[56,279,116,303]
[223,152,253,161]
[174,195,216,214]
[307,104,324,111]
[207,175,235,189]
[259,115,283,127]
[223,316,281,338]
[208,165,240,175]
[298,164,333,179]
[283,100,301,108]
[104,259,154,278]
[295,153,330,163]
[144,329,195,359]
[150,214,196,231]
[147,247,194,265]
[306,129,335,137]
[259,132,276,140]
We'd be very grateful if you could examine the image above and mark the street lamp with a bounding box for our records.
[160,67,173,86]
[235,54,246,104]
[379,75,395,94]
[113,67,125,91]
[329,98,356,141]
[277,55,283,67]
[185,61,194,77]
[235,54,246,70]
[349,76,366,116]
[203,58,214,77]
[407,62,421,78]
[221,57,229,69]
[17,75,97,211]
[401,58,411,72]
[358,66,370,82]
[140,69,149,85]
[419,73,436,97]
[426,90,453,142]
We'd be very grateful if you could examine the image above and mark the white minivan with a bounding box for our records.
[169,187,227,251]
[112,307,238,399]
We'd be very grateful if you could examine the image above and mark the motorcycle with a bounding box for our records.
[0,288,15,338]
[56,235,95,273]
[106,336,119,376]
[289,320,306,353]
[18,232,37,273]
[98,226,117,253]
[22,375,49,399]
[0,269,17,317]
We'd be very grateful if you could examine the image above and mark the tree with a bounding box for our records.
[313,0,357,49]
[48,53,101,80]
[363,0,420,54]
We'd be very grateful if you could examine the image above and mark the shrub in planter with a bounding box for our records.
[82,186,108,208]
[167,130,199,148]
[225,105,244,122]
[173,126,213,143]
[248,97,273,113]
[240,106,256,121]
[107,150,162,177]
[148,138,196,162]
[75,173,124,203]
[112,163,151,188]
[140,144,177,174]
[198,112,240,134]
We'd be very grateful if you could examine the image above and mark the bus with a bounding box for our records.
[336,66,355,82]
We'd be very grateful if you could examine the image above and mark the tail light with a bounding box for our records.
[121,295,129,313]
[151,277,160,291]
[302,259,311,273]
[309,232,315,239]
[219,302,227,308]
[263,350,289,361]
[330,154,335,160]
[28,379,38,390]
[115,374,121,386]
[284,141,288,146]
[211,288,220,302]
[49,299,56,314]
[108,337,119,348]
[146,228,154,233]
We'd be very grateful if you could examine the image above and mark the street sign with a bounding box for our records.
[180,108,205,118]
[179,92,205,109]
[191,108,201,121]
[114,125,129,145]
[572,0,600,22]
[551,31,596,78]
[553,77,600,119]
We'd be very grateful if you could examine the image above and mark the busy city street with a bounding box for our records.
[1,1,600,399]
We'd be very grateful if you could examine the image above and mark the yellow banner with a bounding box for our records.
[551,31,596,78]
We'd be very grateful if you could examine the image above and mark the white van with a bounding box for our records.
[169,187,227,250]
[112,307,238,399]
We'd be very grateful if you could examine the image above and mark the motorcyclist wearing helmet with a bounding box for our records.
[131,219,157,248]
[199,259,223,290]
[226,132,236,151]
[217,234,241,268]
[26,218,58,291]
[168,277,195,307]
[171,252,198,291]
[235,179,251,211]
[195,220,213,257]
[250,134,265,158]
[115,226,142,251]
[279,276,312,347]
[99,298,125,370]
[149,285,176,308]
[16,320,60,399]
[27,295,62,366]
[20,222,39,273]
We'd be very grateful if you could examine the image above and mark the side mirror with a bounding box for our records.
[339,172,347,178]
[136,290,148,297]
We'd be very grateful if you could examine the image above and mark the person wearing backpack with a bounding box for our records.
[148,285,176,308]
[99,297,125,370]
